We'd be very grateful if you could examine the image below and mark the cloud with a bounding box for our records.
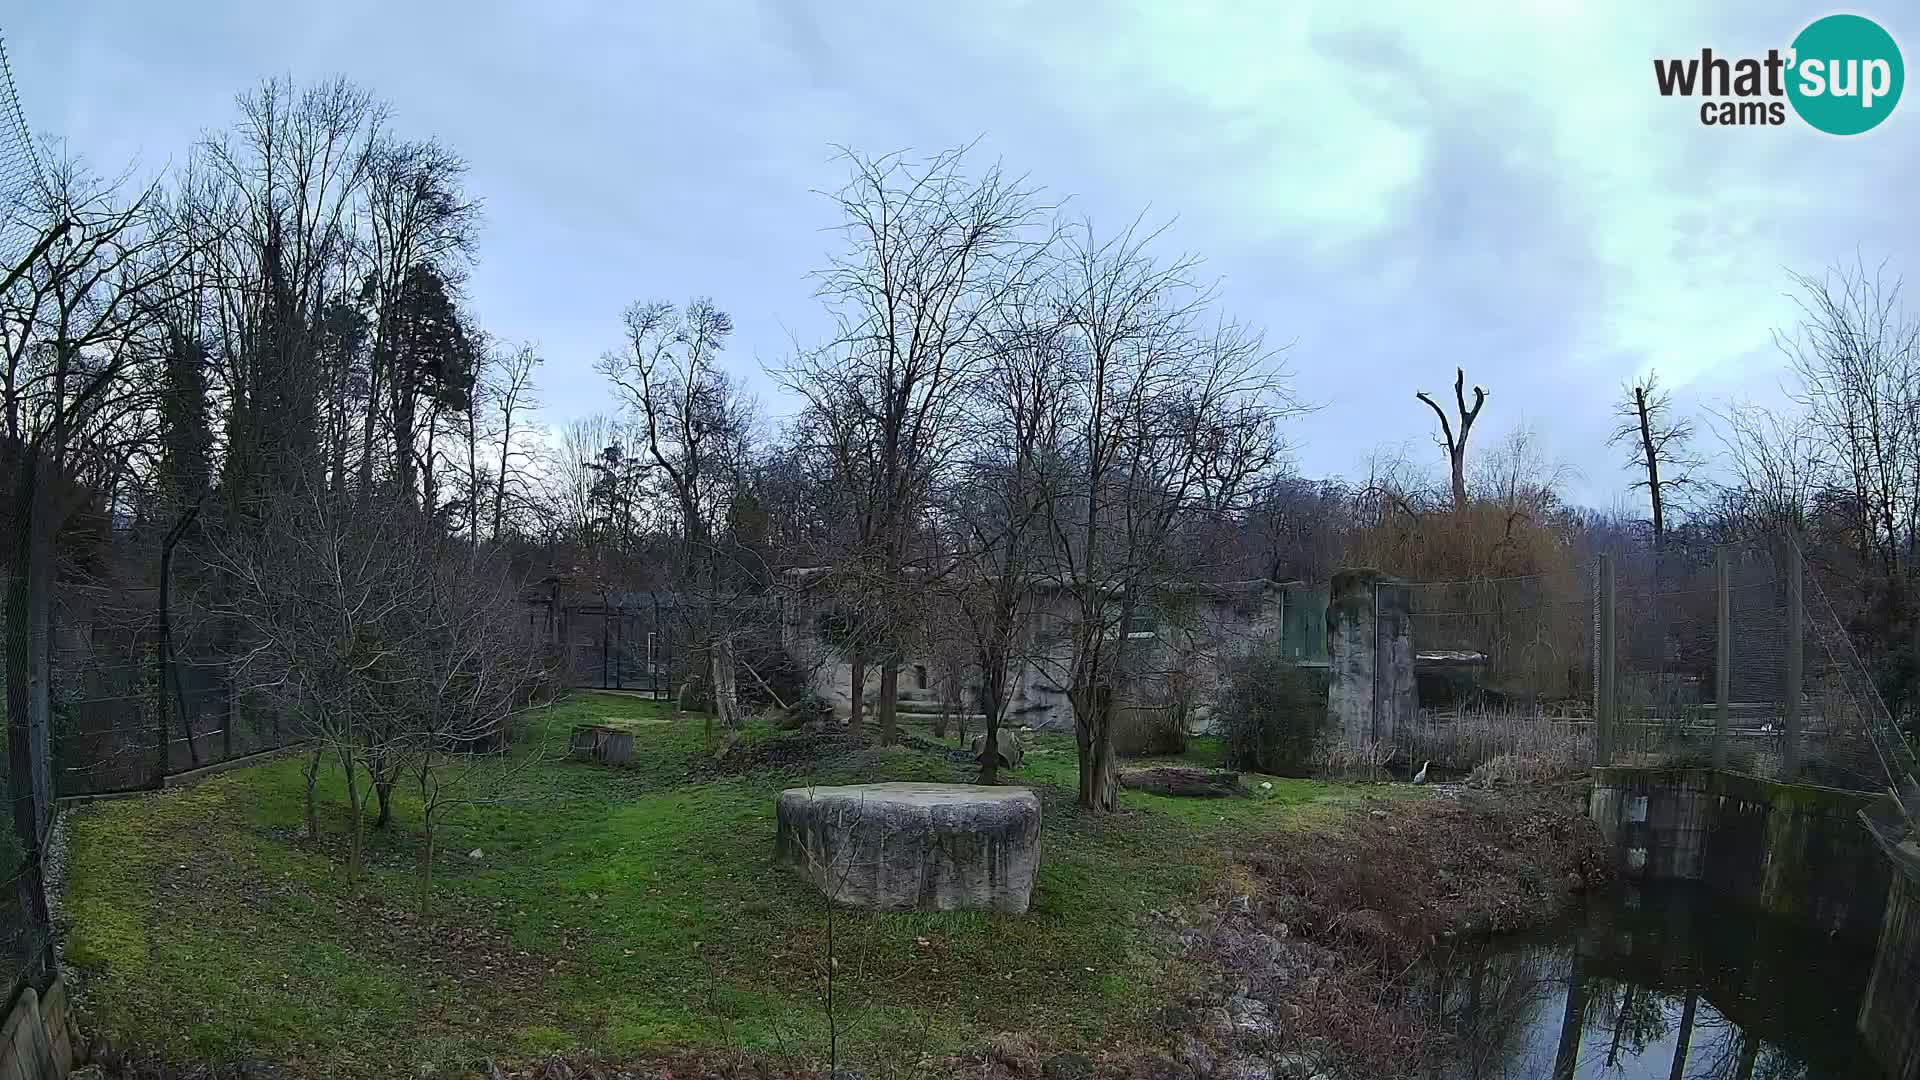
[9,0,1916,506]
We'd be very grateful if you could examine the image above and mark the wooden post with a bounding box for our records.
[1715,548,1731,770]
[1784,542,1803,778]
[1598,554,1617,765]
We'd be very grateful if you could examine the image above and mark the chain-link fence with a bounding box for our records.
[1404,569,1595,708]
[4,574,307,1006]
[0,23,47,1013]
[1398,540,1917,799]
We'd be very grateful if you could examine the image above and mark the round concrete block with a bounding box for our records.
[774,782,1042,913]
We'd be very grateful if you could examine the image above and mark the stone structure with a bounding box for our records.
[0,976,75,1080]
[1860,800,1920,1080]
[1588,766,1888,936]
[1325,568,1414,752]
[774,783,1041,913]
[782,574,1327,732]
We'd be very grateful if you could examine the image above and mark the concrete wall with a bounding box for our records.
[783,580,1295,732]
[1325,569,1414,751]
[0,977,75,1080]
[1860,843,1920,1080]
[1588,767,1888,937]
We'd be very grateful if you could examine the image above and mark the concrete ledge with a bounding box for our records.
[1591,765,1880,814]
[56,743,310,806]
[1589,765,1888,936]
[0,975,74,1080]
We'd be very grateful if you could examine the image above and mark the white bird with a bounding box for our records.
[1413,760,1431,785]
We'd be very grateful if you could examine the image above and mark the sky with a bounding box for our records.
[10,0,1919,509]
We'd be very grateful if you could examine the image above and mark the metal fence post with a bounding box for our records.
[1715,547,1731,770]
[1785,541,1803,778]
[1598,554,1616,765]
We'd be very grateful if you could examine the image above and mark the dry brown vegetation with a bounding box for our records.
[1162,783,1612,1079]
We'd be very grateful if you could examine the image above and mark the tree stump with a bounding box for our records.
[774,783,1042,913]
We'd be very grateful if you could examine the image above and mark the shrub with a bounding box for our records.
[1465,752,1586,788]
[773,691,834,731]
[1113,704,1187,757]
[1319,737,1398,782]
[1397,706,1590,772]
[1218,650,1326,776]
[740,643,809,711]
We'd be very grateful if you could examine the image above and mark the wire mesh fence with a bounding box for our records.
[0,29,43,267]
[1404,569,1595,709]
[4,576,306,1007]
[0,26,44,1009]
[1398,541,1917,798]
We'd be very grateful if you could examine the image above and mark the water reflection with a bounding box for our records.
[1423,883,1884,1079]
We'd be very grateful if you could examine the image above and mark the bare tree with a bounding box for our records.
[935,287,1071,781]
[199,77,385,510]
[1775,261,1920,577]
[1043,220,1291,811]
[484,341,542,542]
[598,299,757,730]
[781,146,1051,746]
[1417,367,1489,511]
[207,481,538,888]
[1705,400,1822,542]
[2,152,191,947]
[1609,371,1699,548]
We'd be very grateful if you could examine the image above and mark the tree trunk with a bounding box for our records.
[710,632,741,729]
[878,661,899,746]
[847,651,866,739]
[932,668,950,740]
[158,504,204,769]
[1071,684,1118,811]
[373,772,395,830]
[1450,446,1468,511]
[420,812,437,920]
[978,648,1007,784]
[5,458,53,983]
[1635,387,1665,548]
[342,747,365,888]
[358,347,384,501]
[303,747,323,839]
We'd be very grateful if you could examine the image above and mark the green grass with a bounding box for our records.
[62,693,1364,1076]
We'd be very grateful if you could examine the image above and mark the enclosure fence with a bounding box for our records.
[1398,540,1920,802]
[0,25,49,1012]
[4,577,307,1010]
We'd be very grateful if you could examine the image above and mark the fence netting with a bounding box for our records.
[1399,541,1915,797]
[0,25,43,1008]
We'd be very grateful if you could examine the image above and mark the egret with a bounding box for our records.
[1413,760,1431,785]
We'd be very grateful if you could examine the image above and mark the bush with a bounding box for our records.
[1218,651,1326,776]
[740,643,809,711]
[1397,706,1590,772]
[773,691,834,731]
[1465,751,1585,788]
[1113,704,1187,757]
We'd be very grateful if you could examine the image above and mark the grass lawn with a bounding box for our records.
[60,693,1372,1076]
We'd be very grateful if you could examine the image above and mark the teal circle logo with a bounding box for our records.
[1788,14,1904,135]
